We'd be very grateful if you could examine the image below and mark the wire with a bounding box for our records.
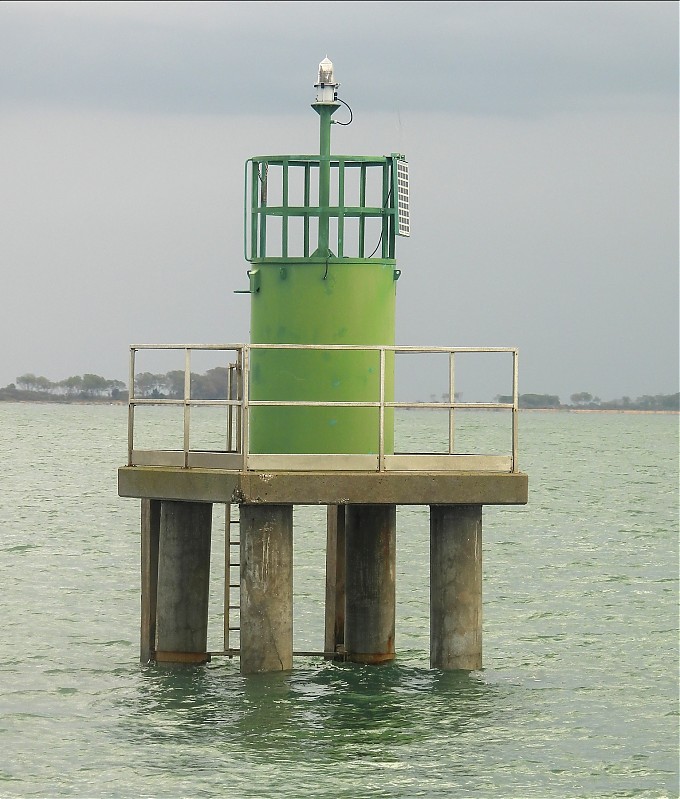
[368,231,383,259]
[367,184,393,258]
[334,97,353,126]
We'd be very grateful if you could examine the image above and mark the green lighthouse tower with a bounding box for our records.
[246,57,409,455]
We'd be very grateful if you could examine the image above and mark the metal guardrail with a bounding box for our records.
[127,344,519,473]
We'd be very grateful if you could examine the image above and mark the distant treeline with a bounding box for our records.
[494,392,680,411]
[1,371,678,411]
[0,373,127,402]
[0,369,233,402]
[134,368,232,399]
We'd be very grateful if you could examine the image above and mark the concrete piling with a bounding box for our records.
[155,500,213,663]
[140,498,160,664]
[344,504,396,664]
[239,504,294,674]
[324,504,346,658]
[430,504,483,670]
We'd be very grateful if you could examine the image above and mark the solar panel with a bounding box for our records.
[396,159,410,237]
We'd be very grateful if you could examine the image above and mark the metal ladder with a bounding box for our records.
[224,504,240,655]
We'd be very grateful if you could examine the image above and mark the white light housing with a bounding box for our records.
[314,56,339,104]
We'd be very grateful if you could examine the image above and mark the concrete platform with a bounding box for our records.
[118,466,528,506]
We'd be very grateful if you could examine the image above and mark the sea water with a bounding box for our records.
[0,404,677,798]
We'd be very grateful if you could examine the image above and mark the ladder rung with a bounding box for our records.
[230,541,240,546]
[230,583,239,588]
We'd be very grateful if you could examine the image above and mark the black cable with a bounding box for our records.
[367,184,393,258]
[368,231,383,259]
[334,97,353,126]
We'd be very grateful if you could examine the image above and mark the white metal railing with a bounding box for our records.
[127,344,519,473]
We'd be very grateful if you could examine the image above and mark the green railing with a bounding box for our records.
[244,154,406,262]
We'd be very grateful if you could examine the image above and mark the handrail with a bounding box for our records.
[127,343,519,472]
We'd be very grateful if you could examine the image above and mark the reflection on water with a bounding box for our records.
[124,658,508,769]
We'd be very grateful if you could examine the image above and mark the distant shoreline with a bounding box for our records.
[0,398,677,414]
[522,408,679,415]
[0,398,127,406]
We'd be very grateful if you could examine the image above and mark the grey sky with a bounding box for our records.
[0,0,677,402]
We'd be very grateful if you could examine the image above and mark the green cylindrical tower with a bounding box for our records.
[245,58,409,455]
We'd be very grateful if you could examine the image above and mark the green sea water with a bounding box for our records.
[1,404,677,798]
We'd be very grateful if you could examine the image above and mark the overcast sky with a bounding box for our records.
[0,0,677,402]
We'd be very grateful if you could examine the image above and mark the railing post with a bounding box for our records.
[258,162,267,257]
[381,161,390,259]
[359,163,366,257]
[250,160,259,259]
[127,348,136,466]
[242,345,250,470]
[379,347,385,471]
[337,158,345,257]
[303,162,311,258]
[183,348,191,469]
[236,351,243,457]
[512,349,519,472]
[227,362,234,453]
[448,351,455,455]
[282,159,289,258]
